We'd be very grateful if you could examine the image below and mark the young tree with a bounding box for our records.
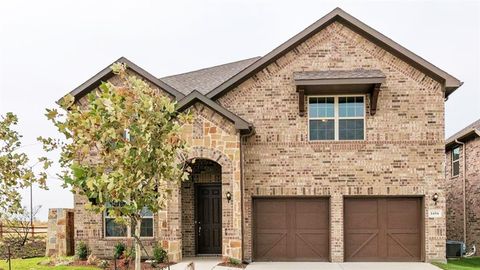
[40,63,191,270]
[3,205,42,247]
[0,113,49,218]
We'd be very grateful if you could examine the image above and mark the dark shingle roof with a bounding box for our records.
[293,69,385,81]
[160,57,260,95]
[446,118,480,149]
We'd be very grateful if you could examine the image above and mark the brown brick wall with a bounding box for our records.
[218,21,446,262]
[446,136,480,255]
[73,20,448,262]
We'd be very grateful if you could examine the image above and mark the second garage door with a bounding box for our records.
[253,198,329,261]
[344,197,422,262]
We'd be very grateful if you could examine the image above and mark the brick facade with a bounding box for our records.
[218,21,446,262]
[446,136,480,255]
[69,13,451,263]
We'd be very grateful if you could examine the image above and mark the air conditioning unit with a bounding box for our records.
[446,240,465,258]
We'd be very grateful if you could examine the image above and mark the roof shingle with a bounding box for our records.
[160,57,260,96]
[293,69,385,81]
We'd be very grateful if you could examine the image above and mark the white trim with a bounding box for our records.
[308,94,366,141]
[452,146,461,177]
[103,207,155,239]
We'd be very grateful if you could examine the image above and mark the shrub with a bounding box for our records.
[228,257,241,265]
[98,260,109,269]
[75,241,88,260]
[114,242,126,259]
[87,254,99,265]
[153,244,168,263]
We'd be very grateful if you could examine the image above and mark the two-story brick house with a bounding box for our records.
[445,119,480,255]
[66,8,462,263]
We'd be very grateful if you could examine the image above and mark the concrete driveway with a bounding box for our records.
[245,262,441,270]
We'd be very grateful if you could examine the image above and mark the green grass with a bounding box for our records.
[432,257,480,270]
[0,257,100,270]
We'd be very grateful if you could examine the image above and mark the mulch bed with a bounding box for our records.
[217,262,248,269]
[71,260,175,270]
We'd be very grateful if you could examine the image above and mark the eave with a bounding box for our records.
[176,90,252,132]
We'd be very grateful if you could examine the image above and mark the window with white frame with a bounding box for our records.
[104,203,154,238]
[452,147,460,177]
[308,96,365,141]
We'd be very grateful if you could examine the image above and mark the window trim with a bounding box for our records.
[308,94,366,141]
[452,147,461,177]
[103,207,155,239]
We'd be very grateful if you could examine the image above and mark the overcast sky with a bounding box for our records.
[1,0,479,220]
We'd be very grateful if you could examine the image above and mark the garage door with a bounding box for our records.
[344,197,422,262]
[253,198,329,261]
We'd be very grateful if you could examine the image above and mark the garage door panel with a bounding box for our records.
[345,197,422,262]
[253,198,329,261]
[345,199,379,229]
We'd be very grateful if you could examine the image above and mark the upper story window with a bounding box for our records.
[104,203,154,238]
[452,147,460,177]
[308,96,365,141]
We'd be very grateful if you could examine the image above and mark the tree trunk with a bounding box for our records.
[134,218,142,270]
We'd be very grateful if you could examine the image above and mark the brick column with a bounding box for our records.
[330,193,344,262]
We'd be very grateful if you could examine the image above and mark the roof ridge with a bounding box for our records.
[160,56,261,79]
[205,7,462,99]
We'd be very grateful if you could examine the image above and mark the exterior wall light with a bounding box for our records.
[432,193,439,205]
[226,191,232,203]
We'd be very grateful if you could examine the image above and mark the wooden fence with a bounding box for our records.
[0,223,48,239]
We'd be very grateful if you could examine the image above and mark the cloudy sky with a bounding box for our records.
[1,0,479,220]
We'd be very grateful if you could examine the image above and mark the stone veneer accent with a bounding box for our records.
[217,21,446,262]
[46,208,74,256]
[72,20,448,262]
[446,136,480,255]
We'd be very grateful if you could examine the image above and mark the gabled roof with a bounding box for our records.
[446,119,480,149]
[206,7,462,99]
[67,57,185,102]
[176,90,252,131]
[161,57,260,96]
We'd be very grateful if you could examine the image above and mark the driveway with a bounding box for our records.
[245,262,441,270]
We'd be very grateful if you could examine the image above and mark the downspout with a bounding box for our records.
[240,126,255,262]
[455,139,466,245]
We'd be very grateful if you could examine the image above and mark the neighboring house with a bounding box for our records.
[445,119,480,255]
[65,8,462,263]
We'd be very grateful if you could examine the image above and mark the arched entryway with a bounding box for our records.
[181,159,222,256]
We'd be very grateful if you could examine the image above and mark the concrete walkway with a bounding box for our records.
[246,262,441,270]
[171,257,221,270]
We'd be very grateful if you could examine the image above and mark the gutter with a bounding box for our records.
[239,126,255,262]
[455,139,467,245]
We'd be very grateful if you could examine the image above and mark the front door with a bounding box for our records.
[196,184,222,255]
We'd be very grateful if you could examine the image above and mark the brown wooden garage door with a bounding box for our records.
[253,198,329,261]
[344,197,422,262]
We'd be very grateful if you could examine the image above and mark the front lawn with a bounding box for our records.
[432,257,480,270]
[0,257,100,270]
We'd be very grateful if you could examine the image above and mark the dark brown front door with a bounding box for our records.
[196,185,222,255]
[253,198,329,261]
[344,197,422,262]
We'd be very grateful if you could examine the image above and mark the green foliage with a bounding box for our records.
[40,62,191,218]
[0,112,50,217]
[113,242,125,259]
[228,257,242,265]
[40,63,192,269]
[432,257,480,270]
[75,241,88,260]
[124,246,135,261]
[0,256,100,270]
[97,260,109,269]
[152,244,167,263]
